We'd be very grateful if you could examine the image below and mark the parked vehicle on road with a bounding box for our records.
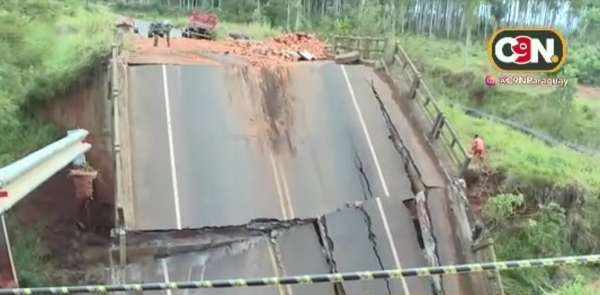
[181,11,218,40]
[116,17,139,34]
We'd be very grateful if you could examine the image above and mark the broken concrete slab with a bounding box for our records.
[118,237,275,295]
[320,199,403,295]
[298,50,315,61]
[276,224,333,295]
[116,227,264,263]
[118,219,317,262]
[199,238,279,295]
[335,51,360,64]
[322,196,434,295]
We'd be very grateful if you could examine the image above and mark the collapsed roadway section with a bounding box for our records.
[110,28,478,295]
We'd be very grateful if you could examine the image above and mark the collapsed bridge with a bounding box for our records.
[110,22,481,295]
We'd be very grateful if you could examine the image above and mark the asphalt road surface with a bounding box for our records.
[128,63,418,230]
[126,62,471,295]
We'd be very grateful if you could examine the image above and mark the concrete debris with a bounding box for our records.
[246,217,316,231]
[224,32,328,66]
[298,50,315,61]
[132,32,329,66]
[335,51,360,64]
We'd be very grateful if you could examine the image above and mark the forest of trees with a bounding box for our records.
[114,0,600,44]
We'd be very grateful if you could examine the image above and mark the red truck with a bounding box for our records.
[116,17,139,34]
[181,11,219,40]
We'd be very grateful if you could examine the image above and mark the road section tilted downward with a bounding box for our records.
[119,27,477,295]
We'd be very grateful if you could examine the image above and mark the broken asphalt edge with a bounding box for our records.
[368,81,445,295]
[374,61,488,295]
[111,218,318,263]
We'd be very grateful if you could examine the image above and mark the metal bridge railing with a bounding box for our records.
[2,254,599,295]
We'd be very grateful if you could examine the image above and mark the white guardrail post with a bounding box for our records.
[0,129,92,215]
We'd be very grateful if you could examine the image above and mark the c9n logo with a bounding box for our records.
[488,28,567,73]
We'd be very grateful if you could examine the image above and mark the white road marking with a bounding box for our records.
[341,66,390,197]
[341,65,410,294]
[162,64,183,230]
[161,259,173,295]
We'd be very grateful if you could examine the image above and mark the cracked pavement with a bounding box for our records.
[121,60,475,295]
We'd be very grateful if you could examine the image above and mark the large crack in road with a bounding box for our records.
[122,61,452,295]
[314,216,345,295]
[367,80,444,295]
[353,151,393,295]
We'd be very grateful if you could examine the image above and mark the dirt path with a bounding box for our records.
[576,85,600,100]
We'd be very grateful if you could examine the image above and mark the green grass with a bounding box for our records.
[399,34,600,293]
[398,34,558,94]
[550,280,600,295]
[6,217,55,287]
[215,22,282,40]
[397,34,600,149]
[443,102,600,191]
[0,4,113,160]
[396,34,600,189]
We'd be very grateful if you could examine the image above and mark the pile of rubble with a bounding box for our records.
[132,32,330,66]
[224,33,329,65]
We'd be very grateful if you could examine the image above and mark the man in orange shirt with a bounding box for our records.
[471,134,485,167]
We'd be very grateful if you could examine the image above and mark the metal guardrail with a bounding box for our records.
[0,129,92,289]
[1,254,599,294]
[390,43,471,176]
[0,129,92,215]
[332,36,388,61]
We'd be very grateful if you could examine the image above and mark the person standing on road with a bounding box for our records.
[152,22,162,47]
[162,19,173,47]
[471,134,485,168]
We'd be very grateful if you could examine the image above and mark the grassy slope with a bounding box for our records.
[400,35,600,148]
[551,281,600,295]
[397,34,600,293]
[397,34,600,189]
[1,3,113,286]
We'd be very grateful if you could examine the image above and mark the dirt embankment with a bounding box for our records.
[10,66,116,284]
[129,32,330,66]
